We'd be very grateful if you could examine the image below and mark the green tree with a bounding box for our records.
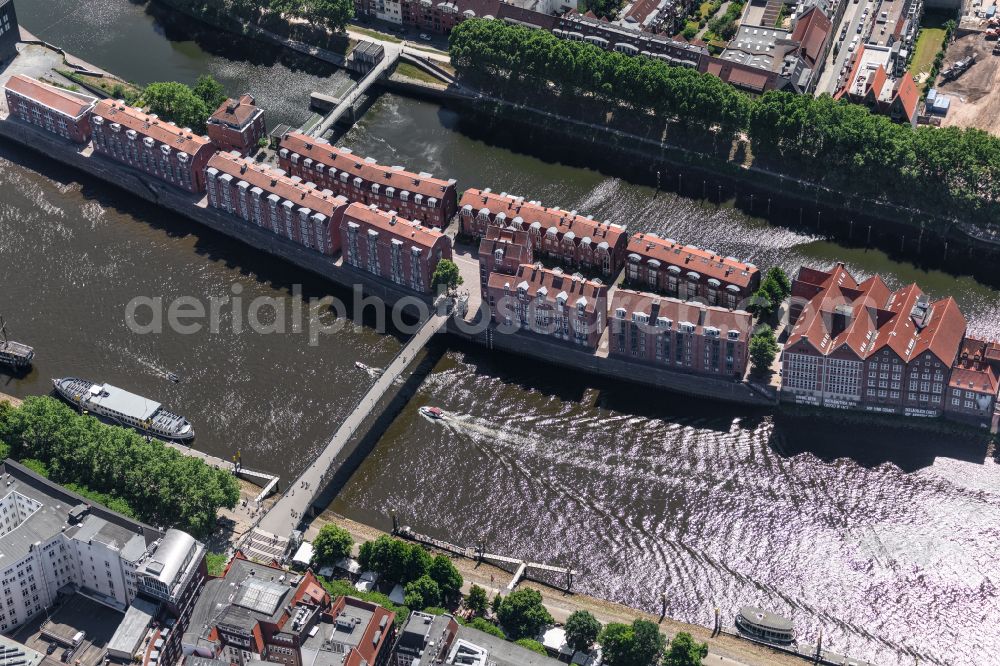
[404,574,442,609]
[305,0,354,31]
[468,616,506,638]
[497,588,553,640]
[428,554,463,602]
[664,632,709,666]
[515,638,548,656]
[358,535,430,584]
[466,584,489,616]
[599,620,666,666]
[749,326,779,374]
[193,74,227,111]
[0,396,239,537]
[19,458,49,477]
[491,592,503,615]
[206,552,229,576]
[764,266,791,301]
[143,81,211,133]
[432,259,463,293]
[565,610,601,654]
[312,524,354,567]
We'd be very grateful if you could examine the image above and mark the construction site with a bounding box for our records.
[937,2,1000,133]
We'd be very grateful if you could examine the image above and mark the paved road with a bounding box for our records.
[257,312,449,536]
[815,0,875,96]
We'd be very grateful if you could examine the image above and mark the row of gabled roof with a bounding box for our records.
[488,263,607,315]
[786,262,966,366]
[280,131,456,200]
[626,232,759,289]
[461,188,626,248]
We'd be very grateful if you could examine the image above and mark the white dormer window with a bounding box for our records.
[371,183,380,194]
[340,172,349,183]
[494,248,503,263]
[353,177,363,188]
[401,191,410,202]
[414,193,424,205]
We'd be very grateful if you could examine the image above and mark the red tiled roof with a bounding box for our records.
[791,6,832,67]
[460,188,626,247]
[343,202,448,250]
[612,288,752,340]
[280,131,454,200]
[948,364,998,395]
[892,73,920,124]
[94,99,213,154]
[488,264,607,316]
[209,94,260,128]
[786,264,967,364]
[627,233,759,289]
[725,67,770,92]
[479,226,532,263]
[208,151,349,218]
[5,74,96,118]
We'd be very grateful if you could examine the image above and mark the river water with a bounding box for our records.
[3,2,999,664]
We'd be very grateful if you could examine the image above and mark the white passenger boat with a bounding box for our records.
[735,606,795,645]
[52,377,194,440]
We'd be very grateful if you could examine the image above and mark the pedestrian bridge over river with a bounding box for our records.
[244,309,449,562]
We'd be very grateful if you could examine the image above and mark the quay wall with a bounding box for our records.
[448,319,776,406]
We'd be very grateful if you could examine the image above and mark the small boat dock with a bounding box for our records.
[0,316,34,369]
[393,521,577,595]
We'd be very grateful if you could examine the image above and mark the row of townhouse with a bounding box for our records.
[460,188,628,278]
[625,232,760,307]
[4,74,96,143]
[278,131,458,228]
[479,221,753,375]
[205,151,452,293]
[91,99,216,193]
[780,263,999,426]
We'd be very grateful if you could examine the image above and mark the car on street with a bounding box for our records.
[419,33,432,41]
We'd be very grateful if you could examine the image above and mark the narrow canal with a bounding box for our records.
[1,3,998,664]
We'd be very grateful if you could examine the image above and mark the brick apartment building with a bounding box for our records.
[207,94,266,155]
[205,151,350,255]
[91,99,215,192]
[610,288,752,377]
[625,233,760,308]
[486,263,608,349]
[182,556,339,665]
[946,338,1000,425]
[460,188,628,278]
[4,74,97,143]
[278,131,458,227]
[780,263,999,425]
[834,45,920,126]
[477,224,533,299]
[341,202,453,294]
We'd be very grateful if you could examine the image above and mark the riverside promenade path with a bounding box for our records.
[244,309,450,561]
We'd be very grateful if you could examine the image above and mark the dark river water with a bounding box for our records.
[2,2,999,664]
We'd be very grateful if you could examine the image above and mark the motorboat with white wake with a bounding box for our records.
[419,406,446,421]
[52,377,195,440]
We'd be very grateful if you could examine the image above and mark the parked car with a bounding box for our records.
[419,33,432,41]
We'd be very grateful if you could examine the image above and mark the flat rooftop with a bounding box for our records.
[720,24,792,71]
[88,383,161,421]
[12,593,126,666]
[455,625,563,666]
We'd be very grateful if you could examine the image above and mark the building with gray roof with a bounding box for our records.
[0,460,205,666]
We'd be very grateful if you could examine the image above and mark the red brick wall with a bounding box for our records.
[278,151,457,228]
[205,166,347,255]
[208,112,266,155]
[340,212,452,294]
[5,90,91,143]
[91,116,212,192]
